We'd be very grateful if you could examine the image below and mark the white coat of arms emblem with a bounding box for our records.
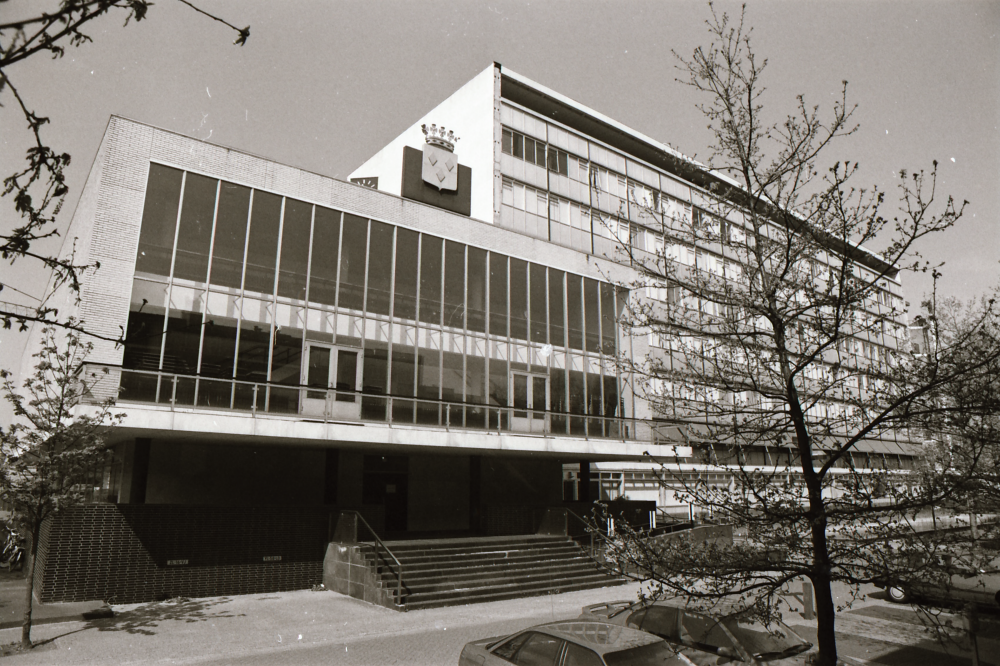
[421,124,459,192]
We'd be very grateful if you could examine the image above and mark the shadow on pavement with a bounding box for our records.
[87,597,245,636]
[863,645,993,666]
[792,624,994,666]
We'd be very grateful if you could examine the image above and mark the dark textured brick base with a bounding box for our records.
[483,505,546,536]
[36,505,331,604]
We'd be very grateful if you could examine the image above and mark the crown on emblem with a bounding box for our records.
[421,124,459,152]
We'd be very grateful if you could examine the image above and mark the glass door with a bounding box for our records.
[301,344,361,420]
[511,372,549,433]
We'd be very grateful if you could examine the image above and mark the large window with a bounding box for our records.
[509,258,528,341]
[125,164,626,430]
[443,241,465,329]
[243,190,281,294]
[366,221,394,316]
[136,164,183,276]
[502,128,546,168]
[277,198,311,300]
[393,228,419,320]
[338,214,368,311]
[174,173,217,282]
[419,236,443,325]
[309,207,340,306]
[489,253,508,337]
[210,182,251,289]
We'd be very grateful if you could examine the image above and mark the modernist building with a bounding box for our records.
[26,63,916,602]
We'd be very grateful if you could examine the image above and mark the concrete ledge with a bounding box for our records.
[322,543,400,611]
[101,403,680,461]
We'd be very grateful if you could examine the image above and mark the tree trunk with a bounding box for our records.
[20,524,39,649]
[810,520,838,666]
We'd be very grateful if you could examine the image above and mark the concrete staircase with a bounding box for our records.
[365,535,624,610]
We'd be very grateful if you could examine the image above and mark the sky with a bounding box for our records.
[1,0,997,416]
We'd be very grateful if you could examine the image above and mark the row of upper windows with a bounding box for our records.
[647,377,877,429]
[135,163,619,354]
[500,103,904,302]
[498,172,903,329]
[502,128,570,176]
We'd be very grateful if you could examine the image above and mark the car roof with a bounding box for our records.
[532,619,664,654]
[599,598,785,624]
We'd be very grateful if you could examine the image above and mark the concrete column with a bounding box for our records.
[118,438,151,504]
[324,448,339,505]
[579,461,592,502]
[338,450,364,507]
[469,455,482,534]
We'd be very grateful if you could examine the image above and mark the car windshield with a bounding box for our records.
[723,619,811,659]
[604,641,680,666]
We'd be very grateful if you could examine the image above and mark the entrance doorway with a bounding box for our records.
[301,344,361,419]
[363,455,409,534]
[511,372,549,433]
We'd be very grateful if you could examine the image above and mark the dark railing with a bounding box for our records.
[108,367,675,443]
[341,510,403,605]
[566,508,614,560]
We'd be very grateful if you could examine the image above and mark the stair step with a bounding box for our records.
[344,535,622,611]
[402,568,615,594]
[369,547,584,568]
[375,538,572,558]
[404,571,617,601]
[379,557,601,579]
[376,559,603,584]
[381,535,568,549]
[404,578,627,610]
[371,558,600,582]
[366,549,589,570]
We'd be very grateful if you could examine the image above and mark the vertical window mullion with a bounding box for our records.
[362,218,371,316]
[194,179,222,393]
[300,205,316,386]
[438,236,445,405]
[386,226,397,407]
[484,251,491,408]
[461,245,468,405]
[265,198,286,388]
[231,189,256,390]
[334,210,344,312]
[413,234,422,399]
[158,171,188,376]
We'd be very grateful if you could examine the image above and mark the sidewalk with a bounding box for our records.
[0,574,993,665]
[0,580,649,664]
[0,572,111,632]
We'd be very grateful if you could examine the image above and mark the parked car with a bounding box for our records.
[580,599,828,665]
[874,554,1000,609]
[458,618,687,665]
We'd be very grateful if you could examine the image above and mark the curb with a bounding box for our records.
[0,605,113,631]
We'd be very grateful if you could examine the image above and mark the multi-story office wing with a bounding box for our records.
[23,63,915,606]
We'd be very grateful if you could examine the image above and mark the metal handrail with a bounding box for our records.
[566,508,616,561]
[343,510,404,605]
[106,366,640,440]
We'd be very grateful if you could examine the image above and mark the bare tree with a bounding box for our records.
[597,6,1000,665]
[0,0,248,340]
[0,322,125,649]
[914,289,1000,542]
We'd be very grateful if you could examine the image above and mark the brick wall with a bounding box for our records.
[36,504,331,604]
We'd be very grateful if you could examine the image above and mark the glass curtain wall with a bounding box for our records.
[122,163,624,436]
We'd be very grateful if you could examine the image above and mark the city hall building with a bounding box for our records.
[26,63,915,604]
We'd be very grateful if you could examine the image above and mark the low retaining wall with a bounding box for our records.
[36,505,330,604]
[322,543,399,610]
[647,524,734,548]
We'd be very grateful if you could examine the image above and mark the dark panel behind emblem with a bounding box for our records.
[401,146,471,216]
